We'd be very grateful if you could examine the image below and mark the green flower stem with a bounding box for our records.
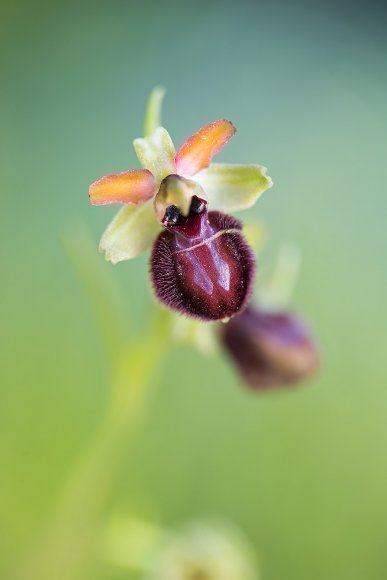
[53,307,169,533]
[11,88,172,580]
[10,236,171,580]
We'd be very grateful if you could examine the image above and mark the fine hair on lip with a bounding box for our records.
[150,210,255,321]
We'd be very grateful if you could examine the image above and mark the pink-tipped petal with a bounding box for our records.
[89,169,157,206]
[175,119,236,177]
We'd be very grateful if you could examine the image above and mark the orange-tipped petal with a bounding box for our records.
[175,119,236,177]
[89,169,157,206]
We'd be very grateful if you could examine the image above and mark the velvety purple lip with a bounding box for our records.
[150,197,255,321]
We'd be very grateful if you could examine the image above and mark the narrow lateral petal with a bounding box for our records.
[133,126,176,183]
[99,201,162,263]
[195,163,273,213]
[89,169,157,206]
[175,119,236,177]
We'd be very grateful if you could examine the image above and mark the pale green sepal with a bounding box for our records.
[195,163,273,213]
[99,201,162,264]
[133,127,176,184]
[143,86,166,137]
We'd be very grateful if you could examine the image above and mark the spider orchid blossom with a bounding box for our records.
[89,88,272,321]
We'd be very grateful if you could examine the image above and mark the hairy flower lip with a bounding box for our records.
[151,209,255,322]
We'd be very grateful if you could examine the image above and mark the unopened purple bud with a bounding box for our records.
[220,307,319,389]
[150,196,255,321]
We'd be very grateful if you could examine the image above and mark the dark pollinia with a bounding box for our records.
[220,307,319,389]
[150,196,255,321]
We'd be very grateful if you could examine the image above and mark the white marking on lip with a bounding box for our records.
[173,228,239,255]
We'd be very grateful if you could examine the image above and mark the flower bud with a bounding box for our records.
[150,185,255,321]
[220,307,319,389]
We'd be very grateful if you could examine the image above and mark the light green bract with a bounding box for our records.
[96,87,273,264]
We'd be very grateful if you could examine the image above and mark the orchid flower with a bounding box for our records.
[89,87,272,321]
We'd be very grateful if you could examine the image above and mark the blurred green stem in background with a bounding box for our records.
[258,243,301,311]
[8,87,171,580]
[9,227,171,580]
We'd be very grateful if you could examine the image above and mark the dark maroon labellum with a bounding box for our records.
[220,307,319,389]
[150,196,255,321]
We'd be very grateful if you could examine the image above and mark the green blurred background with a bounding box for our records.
[1,0,387,578]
